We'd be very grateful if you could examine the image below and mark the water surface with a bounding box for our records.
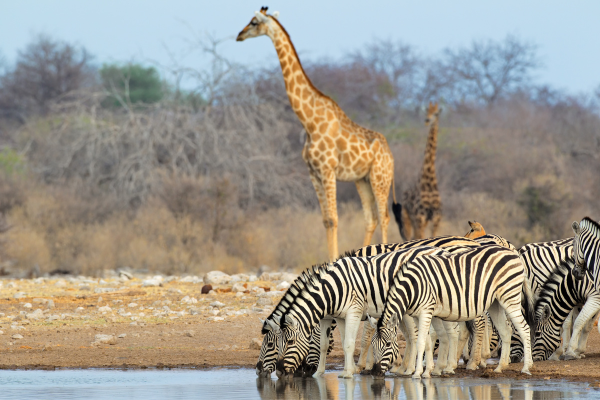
[0,368,598,399]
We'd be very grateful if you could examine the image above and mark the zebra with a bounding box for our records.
[368,245,535,378]
[256,319,336,377]
[258,235,483,378]
[532,259,600,361]
[274,245,478,378]
[572,217,600,288]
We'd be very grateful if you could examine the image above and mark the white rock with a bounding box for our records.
[23,303,32,309]
[251,287,265,294]
[92,334,117,345]
[26,309,45,320]
[256,297,272,306]
[11,334,23,340]
[95,287,117,293]
[119,271,133,280]
[13,292,26,299]
[98,306,112,313]
[276,281,290,291]
[210,301,225,308]
[204,271,231,285]
[230,274,249,283]
[281,273,298,283]
[248,275,258,282]
[142,279,162,287]
[55,280,67,288]
[0,330,3,335]
[232,283,246,293]
[128,303,138,308]
[235,292,244,297]
[75,307,84,313]
[118,333,127,338]
[208,290,216,295]
[47,300,55,309]
[180,296,190,303]
[207,316,225,321]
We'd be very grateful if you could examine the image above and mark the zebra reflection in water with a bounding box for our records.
[255,376,568,400]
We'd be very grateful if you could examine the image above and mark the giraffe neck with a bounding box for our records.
[420,120,438,189]
[268,21,324,122]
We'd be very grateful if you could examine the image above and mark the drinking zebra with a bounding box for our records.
[532,259,600,361]
[368,245,535,378]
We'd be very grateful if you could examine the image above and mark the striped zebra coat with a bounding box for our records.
[275,245,471,378]
[532,259,600,361]
[259,235,482,378]
[572,218,600,290]
[370,245,535,377]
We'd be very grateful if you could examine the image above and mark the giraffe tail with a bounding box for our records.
[392,201,408,242]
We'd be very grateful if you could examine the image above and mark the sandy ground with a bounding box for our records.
[1,275,600,386]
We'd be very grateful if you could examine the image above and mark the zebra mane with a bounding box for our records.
[580,217,600,236]
[475,234,516,251]
[262,252,354,334]
[535,258,574,311]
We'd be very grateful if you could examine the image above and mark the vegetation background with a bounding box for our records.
[0,34,598,276]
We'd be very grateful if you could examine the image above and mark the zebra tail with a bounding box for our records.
[392,202,407,241]
[521,274,536,328]
[465,319,475,336]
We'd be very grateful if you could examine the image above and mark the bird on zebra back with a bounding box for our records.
[572,217,600,288]
[464,221,486,239]
[531,259,600,361]
[369,245,535,378]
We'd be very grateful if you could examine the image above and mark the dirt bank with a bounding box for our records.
[1,275,600,385]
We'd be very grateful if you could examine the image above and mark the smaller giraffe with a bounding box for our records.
[464,221,486,239]
[393,102,442,241]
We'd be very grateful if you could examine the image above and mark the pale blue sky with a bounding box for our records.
[1,0,598,93]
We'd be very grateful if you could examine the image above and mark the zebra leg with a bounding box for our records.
[456,322,469,366]
[443,321,459,374]
[413,311,434,379]
[578,310,600,357]
[466,316,485,370]
[430,318,449,376]
[423,328,435,379]
[339,310,363,378]
[480,316,491,367]
[399,315,418,375]
[499,300,533,375]
[564,301,600,360]
[558,309,576,360]
[390,318,408,374]
[356,321,376,373]
[487,301,512,373]
[314,319,334,377]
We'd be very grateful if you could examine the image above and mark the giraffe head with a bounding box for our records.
[236,6,280,42]
[425,102,441,126]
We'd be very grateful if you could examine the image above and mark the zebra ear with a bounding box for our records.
[285,314,299,328]
[266,319,280,333]
[259,318,265,325]
[572,221,581,235]
[367,314,378,329]
[387,313,399,330]
[542,304,551,322]
[272,315,281,325]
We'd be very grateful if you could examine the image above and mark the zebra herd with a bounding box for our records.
[255,217,600,379]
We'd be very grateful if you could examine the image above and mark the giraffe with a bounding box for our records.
[465,221,486,239]
[392,102,442,241]
[237,7,396,260]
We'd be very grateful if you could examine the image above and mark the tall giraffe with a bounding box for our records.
[393,102,442,240]
[237,7,396,260]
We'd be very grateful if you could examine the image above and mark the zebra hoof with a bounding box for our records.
[560,354,577,361]
[360,369,373,375]
[412,373,422,379]
[312,371,325,378]
[442,369,455,375]
[521,368,531,375]
[493,367,503,373]
[338,371,354,379]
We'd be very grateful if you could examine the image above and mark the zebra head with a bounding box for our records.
[369,313,400,378]
[276,313,310,377]
[532,302,558,361]
[571,219,600,285]
[256,317,281,376]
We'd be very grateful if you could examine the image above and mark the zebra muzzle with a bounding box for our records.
[371,362,385,378]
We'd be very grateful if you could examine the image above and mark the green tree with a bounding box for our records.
[100,64,163,107]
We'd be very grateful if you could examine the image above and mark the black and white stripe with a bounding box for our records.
[572,218,600,289]
[370,245,535,377]
[532,259,600,361]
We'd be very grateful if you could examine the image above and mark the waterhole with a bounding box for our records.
[0,368,598,399]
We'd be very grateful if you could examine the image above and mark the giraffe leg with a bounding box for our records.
[400,207,413,242]
[430,211,442,238]
[321,170,339,260]
[413,213,427,240]
[355,179,378,247]
[309,169,338,260]
[369,167,392,244]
